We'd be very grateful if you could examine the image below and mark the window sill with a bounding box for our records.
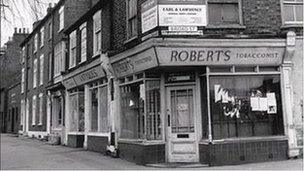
[118,139,165,145]
[206,24,246,29]
[40,45,44,49]
[281,24,303,29]
[92,53,100,59]
[38,123,43,126]
[200,135,288,145]
[124,36,138,45]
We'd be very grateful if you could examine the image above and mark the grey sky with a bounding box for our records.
[1,0,58,47]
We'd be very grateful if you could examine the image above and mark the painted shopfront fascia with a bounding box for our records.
[110,36,300,163]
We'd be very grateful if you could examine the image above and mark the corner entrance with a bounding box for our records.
[166,86,199,163]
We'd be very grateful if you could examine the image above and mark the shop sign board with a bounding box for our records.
[141,0,207,34]
[63,65,106,89]
[141,0,158,33]
[156,47,285,66]
[63,78,77,90]
[112,48,159,78]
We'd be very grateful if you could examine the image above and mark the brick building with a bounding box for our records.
[19,0,303,166]
[0,28,29,133]
[20,0,98,140]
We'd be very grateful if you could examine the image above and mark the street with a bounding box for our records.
[1,134,303,170]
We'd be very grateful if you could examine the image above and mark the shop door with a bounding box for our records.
[166,86,199,163]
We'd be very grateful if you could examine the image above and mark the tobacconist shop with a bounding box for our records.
[110,38,291,165]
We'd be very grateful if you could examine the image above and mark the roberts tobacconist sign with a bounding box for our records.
[156,47,285,66]
[141,0,206,34]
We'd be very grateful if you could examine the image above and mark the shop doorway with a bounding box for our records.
[166,86,199,163]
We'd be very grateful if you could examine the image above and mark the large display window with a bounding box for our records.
[209,75,284,139]
[120,79,161,140]
[89,85,108,133]
[69,91,84,132]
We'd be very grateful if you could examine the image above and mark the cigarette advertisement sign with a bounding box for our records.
[141,0,206,34]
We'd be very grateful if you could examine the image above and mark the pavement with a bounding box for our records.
[1,134,303,170]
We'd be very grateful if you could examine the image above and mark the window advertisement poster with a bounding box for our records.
[141,0,158,33]
[267,93,277,114]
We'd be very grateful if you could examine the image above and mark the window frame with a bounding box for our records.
[48,22,52,40]
[126,0,138,40]
[93,10,102,56]
[59,6,64,32]
[33,58,38,88]
[69,30,77,68]
[32,95,37,125]
[281,0,303,25]
[80,22,87,63]
[39,54,44,85]
[34,34,38,53]
[40,27,44,48]
[54,42,65,77]
[207,0,243,26]
[21,68,25,93]
[38,93,43,125]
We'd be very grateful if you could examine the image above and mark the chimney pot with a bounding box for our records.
[19,28,22,33]
[23,28,26,33]
[14,28,17,33]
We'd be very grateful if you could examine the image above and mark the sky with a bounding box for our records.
[1,0,59,47]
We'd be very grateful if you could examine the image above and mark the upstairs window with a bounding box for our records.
[21,68,25,93]
[21,47,26,63]
[33,59,38,88]
[34,34,38,53]
[39,93,43,125]
[48,53,52,81]
[69,30,77,68]
[208,0,240,25]
[59,6,64,32]
[282,0,303,25]
[80,22,87,63]
[126,0,138,39]
[48,22,52,39]
[40,27,44,48]
[93,10,101,55]
[39,54,44,85]
[54,42,65,77]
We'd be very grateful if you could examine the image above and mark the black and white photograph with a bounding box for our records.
[0,0,303,170]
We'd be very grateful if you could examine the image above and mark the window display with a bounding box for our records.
[120,80,161,140]
[209,75,284,139]
[69,92,84,132]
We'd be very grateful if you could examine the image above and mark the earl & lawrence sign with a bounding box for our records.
[156,47,284,66]
[141,0,207,33]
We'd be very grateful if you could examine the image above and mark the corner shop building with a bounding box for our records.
[109,35,298,165]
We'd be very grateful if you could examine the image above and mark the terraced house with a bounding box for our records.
[20,0,303,166]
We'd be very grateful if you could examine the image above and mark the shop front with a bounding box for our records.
[110,38,292,165]
[63,59,111,153]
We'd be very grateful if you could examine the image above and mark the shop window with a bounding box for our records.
[52,97,63,128]
[126,0,138,39]
[209,75,284,140]
[90,85,108,132]
[259,66,279,72]
[69,92,85,132]
[209,66,232,73]
[234,66,256,72]
[208,1,240,25]
[282,0,303,25]
[120,80,161,140]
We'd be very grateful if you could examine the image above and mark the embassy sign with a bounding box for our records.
[141,0,206,34]
[156,47,285,66]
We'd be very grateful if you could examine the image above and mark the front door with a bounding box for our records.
[166,86,199,162]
